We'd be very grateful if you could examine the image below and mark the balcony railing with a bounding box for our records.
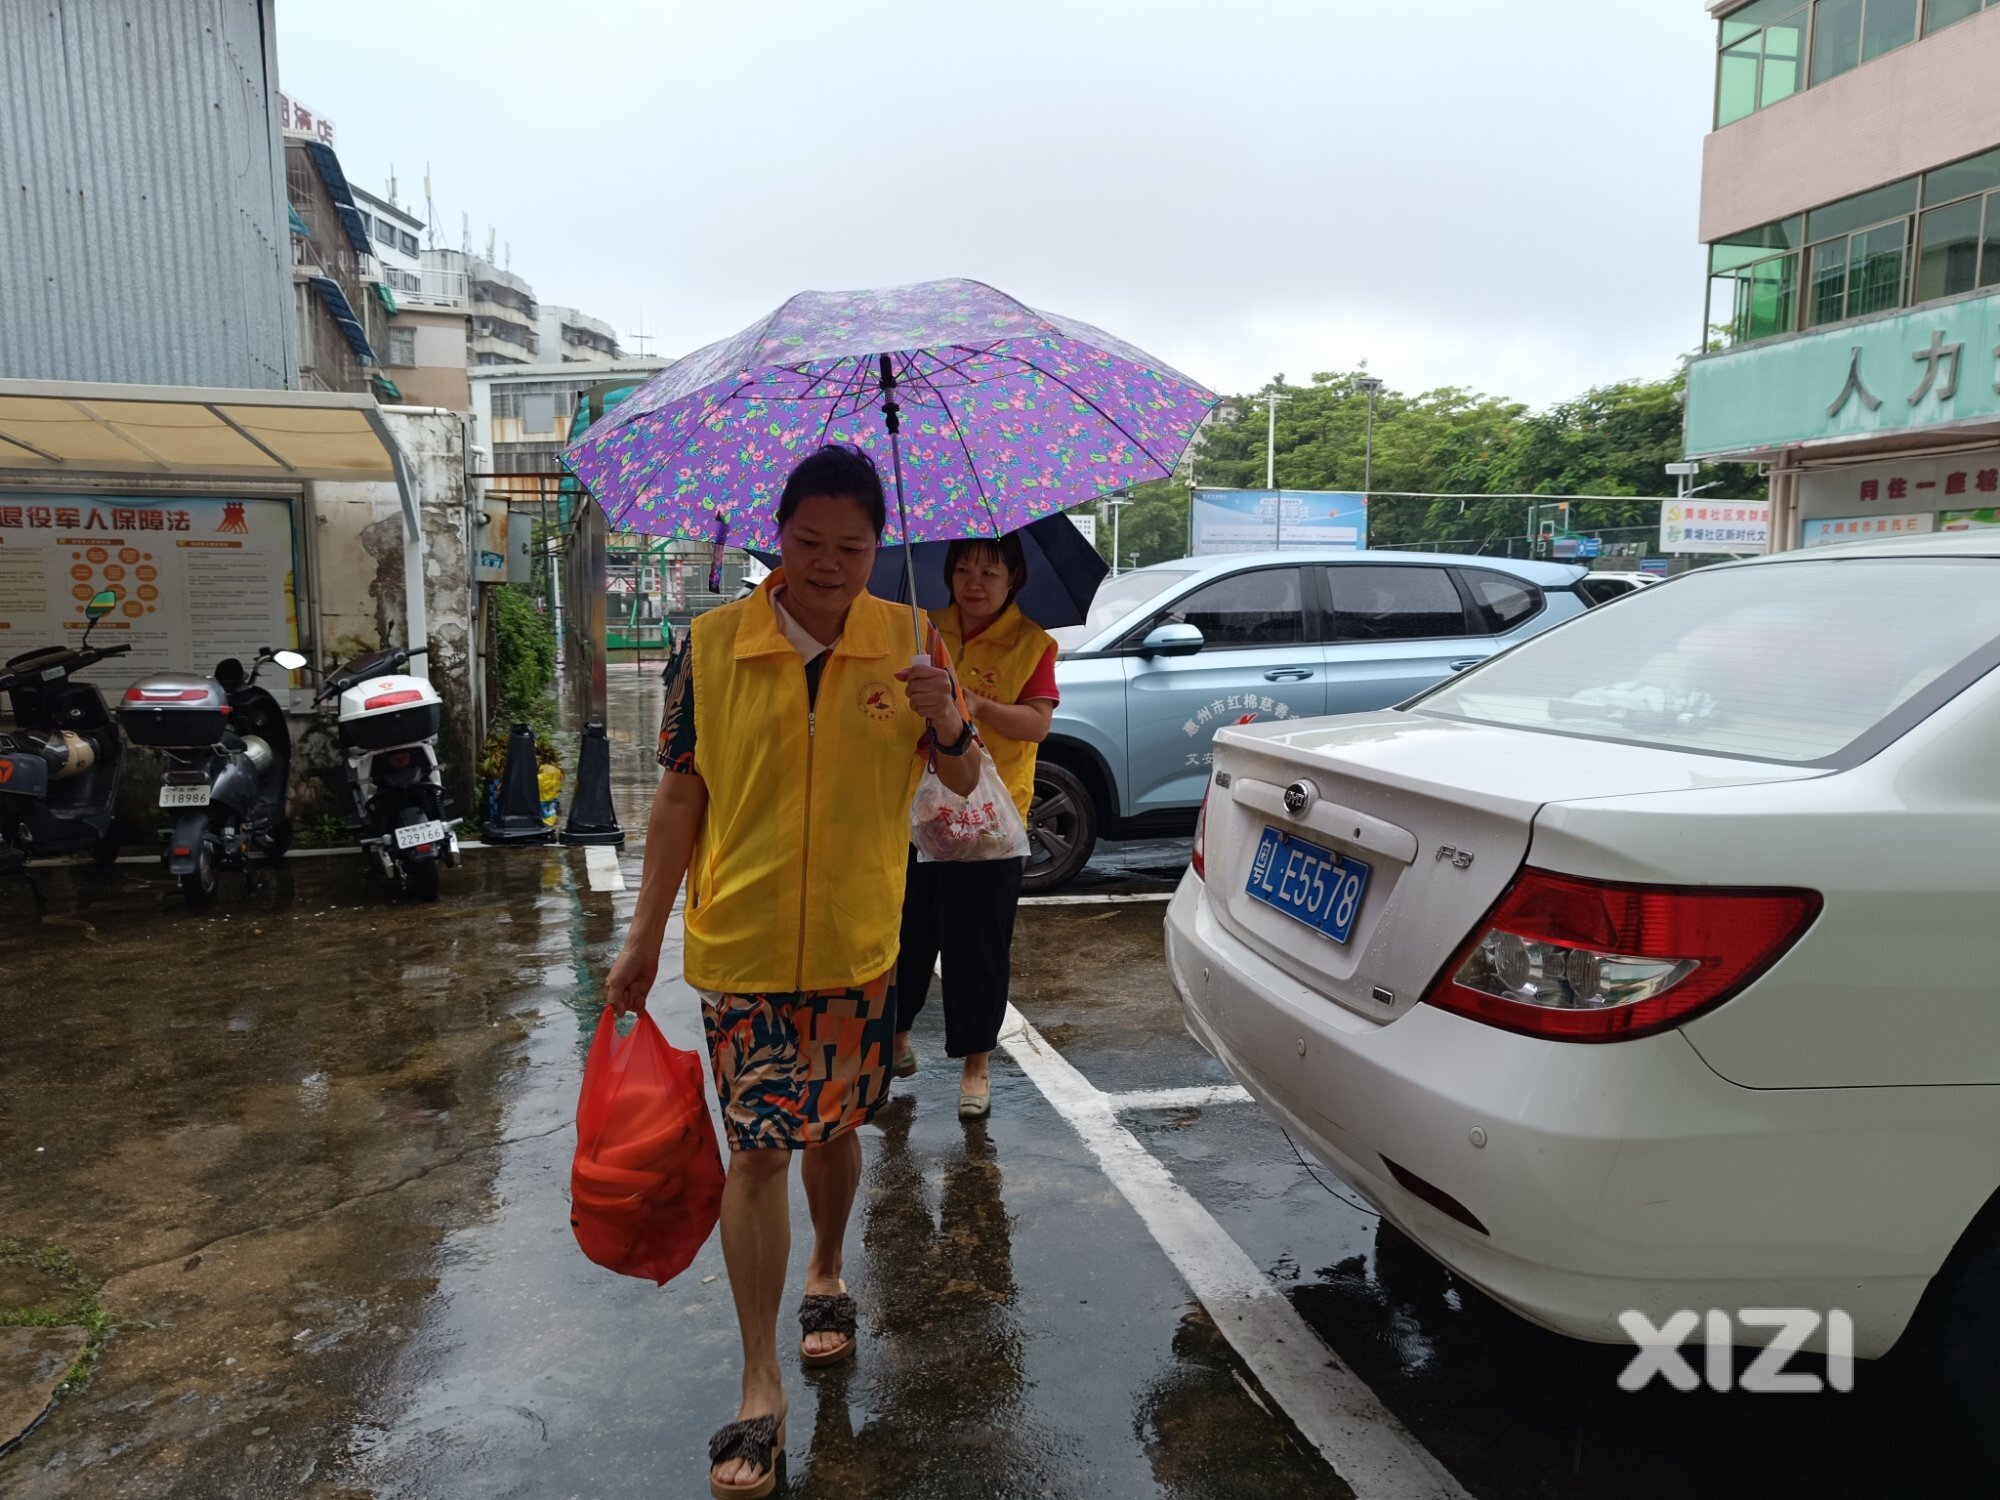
[395,267,471,309]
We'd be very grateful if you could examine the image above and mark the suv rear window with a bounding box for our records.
[1458,569,1545,633]
[1418,559,2000,764]
[1325,565,1467,640]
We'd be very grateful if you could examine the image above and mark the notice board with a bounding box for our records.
[0,494,299,679]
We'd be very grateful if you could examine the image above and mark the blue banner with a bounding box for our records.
[1190,489,1367,555]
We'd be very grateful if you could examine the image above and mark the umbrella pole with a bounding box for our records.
[878,355,925,657]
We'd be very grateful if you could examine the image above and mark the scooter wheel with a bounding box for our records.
[407,858,441,903]
[90,833,121,868]
[179,843,219,908]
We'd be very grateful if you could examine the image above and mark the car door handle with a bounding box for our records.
[1448,658,1484,672]
[1264,669,1314,682]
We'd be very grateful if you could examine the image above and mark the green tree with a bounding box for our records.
[1074,363,1765,568]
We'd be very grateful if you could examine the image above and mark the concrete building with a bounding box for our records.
[1687,0,2000,550]
[0,0,296,389]
[284,135,384,397]
[536,306,624,363]
[422,252,542,367]
[468,358,667,479]
[353,188,472,410]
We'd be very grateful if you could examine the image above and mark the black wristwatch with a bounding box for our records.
[934,718,976,757]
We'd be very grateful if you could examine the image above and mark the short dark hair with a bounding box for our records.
[944,534,1028,607]
[776,445,887,538]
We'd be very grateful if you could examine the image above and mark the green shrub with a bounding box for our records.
[493,584,558,738]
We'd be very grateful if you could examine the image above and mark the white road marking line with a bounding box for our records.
[998,1003,1470,1500]
[1018,891,1174,907]
[582,844,626,892]
[1104,1084,1254,1111]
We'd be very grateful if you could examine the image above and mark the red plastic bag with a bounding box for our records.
[570,1007,725,1285]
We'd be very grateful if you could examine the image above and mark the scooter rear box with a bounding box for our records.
[119,674,229,747]
[340,701,441,753]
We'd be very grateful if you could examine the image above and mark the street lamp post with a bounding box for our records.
[1261,389,1289,551]
[1105,494,1130,576]
[1355,375,1383,504]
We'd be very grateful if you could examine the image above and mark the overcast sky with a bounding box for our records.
[277,0,1716,410]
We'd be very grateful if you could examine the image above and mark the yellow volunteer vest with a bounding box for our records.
[686,574,929,995]
[934,602,1055,822]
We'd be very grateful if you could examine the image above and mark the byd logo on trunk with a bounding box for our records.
[1619,1309,1854,1393]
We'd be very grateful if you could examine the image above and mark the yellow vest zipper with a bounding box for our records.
[796,702,816,991]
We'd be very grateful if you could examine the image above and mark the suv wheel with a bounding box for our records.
[1024,761,1097,895]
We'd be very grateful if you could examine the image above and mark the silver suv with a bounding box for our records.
[1027,550,1594,891]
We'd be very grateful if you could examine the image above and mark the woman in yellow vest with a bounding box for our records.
[604,446,981,1500]
[891,532,1059,1119]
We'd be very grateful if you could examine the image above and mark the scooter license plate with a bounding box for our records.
[159,785,210,809]
[394,819,447,850]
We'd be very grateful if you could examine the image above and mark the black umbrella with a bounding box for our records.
[752,513,1110,629]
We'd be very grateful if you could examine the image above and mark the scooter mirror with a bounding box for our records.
[83,590,117,621]
[271,650,309,672]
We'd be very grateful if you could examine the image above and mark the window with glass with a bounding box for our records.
[1161,569,1307,648]
[1326,566,1468,642]
[1708,219,1803,345]
[373,217,395,247]
[399,230,419,257]
[1718,0,1809,125]
[1925,0,1997,34]
[388,327,416,367]
[1722,1,1988,123]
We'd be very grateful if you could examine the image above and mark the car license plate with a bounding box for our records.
[158,785,209,809]
[1245,827,1371,945]
[395,819,447,850]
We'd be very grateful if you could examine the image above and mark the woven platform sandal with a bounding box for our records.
[707,1412,786,1500]
[798,1290,858,1368]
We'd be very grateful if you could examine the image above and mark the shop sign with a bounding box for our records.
[1798,455,2000,517]
[276,93,336,145]
[1686,298,2000,458]
[1659,500,1770,554]
[1941,507,2000,531]
[1801,513,1934,546]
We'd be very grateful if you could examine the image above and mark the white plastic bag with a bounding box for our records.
[910,747,1030,863]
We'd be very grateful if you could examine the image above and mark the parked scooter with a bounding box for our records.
[0,591,130,881]
[118,647,308,907]
[316,642,459,901]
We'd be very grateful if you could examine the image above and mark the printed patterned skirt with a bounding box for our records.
[699,973,896,1152]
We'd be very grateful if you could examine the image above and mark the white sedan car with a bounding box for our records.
[1167,531,2000,1426]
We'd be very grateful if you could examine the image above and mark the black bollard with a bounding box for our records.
[483,722,556,846]
[559,719,624,847]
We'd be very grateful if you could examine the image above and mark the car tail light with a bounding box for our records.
[364,689,423,711]
[1422,869,1820,1043]
[1191,784,1211,880]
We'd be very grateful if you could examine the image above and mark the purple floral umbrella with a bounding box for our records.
[560,278,1216,649]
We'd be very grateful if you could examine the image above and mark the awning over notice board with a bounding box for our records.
[0,379,430,668]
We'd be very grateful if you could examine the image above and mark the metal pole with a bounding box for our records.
[1112,497,1123,576]
[1266,392,1281,552]
[1363,386,1377,498]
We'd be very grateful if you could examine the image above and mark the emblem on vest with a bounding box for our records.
[963,665,1001,695]
[858,680,897,721]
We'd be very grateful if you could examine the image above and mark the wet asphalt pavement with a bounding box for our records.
[0,667,1952,1498]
